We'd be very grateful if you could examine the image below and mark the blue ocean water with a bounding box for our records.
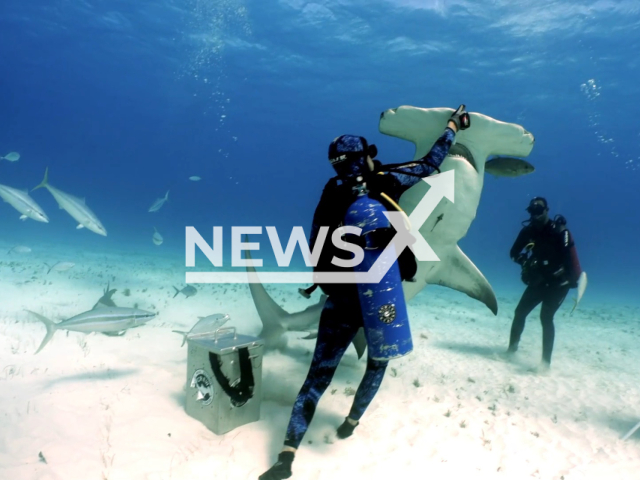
[1,0,639,307]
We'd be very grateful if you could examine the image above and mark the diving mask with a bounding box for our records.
[526,203,545,216]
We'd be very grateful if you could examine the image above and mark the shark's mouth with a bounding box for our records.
[448,143,477,172]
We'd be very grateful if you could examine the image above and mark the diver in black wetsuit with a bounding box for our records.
[507,197,583,369]
[258,106,471,480]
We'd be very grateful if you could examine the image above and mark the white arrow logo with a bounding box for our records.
[312,169,454,283]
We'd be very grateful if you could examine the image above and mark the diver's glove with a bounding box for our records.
[449,104,470,131]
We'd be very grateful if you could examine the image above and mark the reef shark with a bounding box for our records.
[248,106,534,358]
[27,306,156,354]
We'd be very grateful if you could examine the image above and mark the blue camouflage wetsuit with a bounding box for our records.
[282,127,456,449]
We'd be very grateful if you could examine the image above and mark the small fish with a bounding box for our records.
[7,245,32,254]
[485,157,535,177]
[0,183,49,223]
[189,176,201,181]
[27,307,156,354]
[172,313,230,346]
[32,168,107,236]
[0,152,20,162]
[149,190,170,213]
[45,261,75,274]
[152,227,163,246]
[571,271,588,314]
[173,285,197,298]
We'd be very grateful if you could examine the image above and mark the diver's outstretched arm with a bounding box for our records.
[383,105,471,187]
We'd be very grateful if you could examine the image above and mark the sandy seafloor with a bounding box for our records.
[0,240,639,480]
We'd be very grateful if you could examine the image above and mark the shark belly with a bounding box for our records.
[48,186,105,235]
[0,189,32,216]
[61,319,134,333]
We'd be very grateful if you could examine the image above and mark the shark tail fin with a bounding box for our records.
[26,310,57,354]
[32,168,49,192]
[165,190,170,201]
[173,286,180,298]
[172,330,188,347]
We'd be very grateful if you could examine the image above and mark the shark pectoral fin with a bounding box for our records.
[172,330,188,347]
[76,224,84,229]
[418,247,498,315]
[299,331,318,340]
[20,215,27,221]
[102,331,126,337]
[351,328,367,359]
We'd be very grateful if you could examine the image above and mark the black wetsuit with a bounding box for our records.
[508,218,580,364]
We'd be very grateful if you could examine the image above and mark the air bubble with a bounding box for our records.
[580,79,601,100]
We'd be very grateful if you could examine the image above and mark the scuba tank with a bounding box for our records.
[553,214,583,286]
[343,177,413,361]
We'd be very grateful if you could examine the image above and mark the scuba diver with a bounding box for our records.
[507,196,583,370]
[258,105,471,480]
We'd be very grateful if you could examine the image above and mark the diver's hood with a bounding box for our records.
[328,134,377,180]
